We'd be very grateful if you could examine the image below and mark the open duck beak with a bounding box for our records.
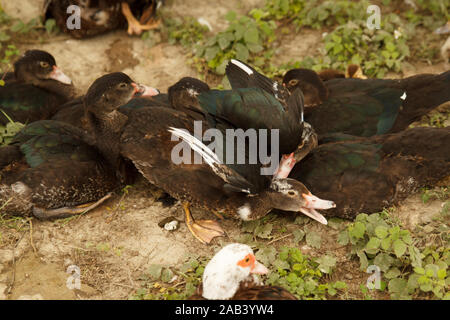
[299,193,335,225]
[49,66,72,85]
[131,82,160,97]
[251,261,269,275]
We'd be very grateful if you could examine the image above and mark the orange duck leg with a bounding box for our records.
[183,202,226,244]
[121,2,160,35]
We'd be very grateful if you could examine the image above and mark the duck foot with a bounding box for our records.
[33,192,113,220]
[183,202,225,244]
[121,2,160,36]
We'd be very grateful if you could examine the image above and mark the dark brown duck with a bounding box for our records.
[0,50,75,125]
[289,127,450,219]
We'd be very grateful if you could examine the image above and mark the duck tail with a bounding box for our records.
[380,127,450,186]
[393,70,450,130]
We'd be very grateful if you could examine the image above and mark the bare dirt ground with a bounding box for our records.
[0,0,448,300]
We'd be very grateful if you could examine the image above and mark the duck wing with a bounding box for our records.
[310,71,450,137]
[225,59,290,104]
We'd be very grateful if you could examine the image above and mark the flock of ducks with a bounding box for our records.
[0,48,449,299]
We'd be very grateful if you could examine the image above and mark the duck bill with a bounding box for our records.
[251,261,269,275]
[299,207,328,225]
[132,83,160,97]
[49,66,72,85]
[299,193,336,225]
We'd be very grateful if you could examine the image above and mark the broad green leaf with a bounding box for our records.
[247,43,263,53]
[409,245,423,268]
[235,43,249,61]
[241,220,260,233]
[292,263,302,272]
[357,251,368,271]
[290,248,304,263]
[306,231,322,249]
[234,24,245,41]
[337,230,349,245]
[414,267,425,275]
[437,269,447,280]
[204,45,220,61]
[331,34,342,43]
[255,223,273,239]
[381,237,391,251]
[328,217,344,230]
[215,59,228,75]
[333,281,347,289]
[218,36,231,50]
[401,232,412,245]
[350,222,366,239]
[407,274,420,291]
[292,229,305,243]
[204,36,217,46]
[385,267,401,279]
[333,43,343,54]
[388,278,407,294]
[374,253,394,272]
[147,264,163,280]
[294,216,309,225]
[366,237,381,250]
[393,239,406,258]
[420,282,433,292]
[225,11,237,21]
[244,27,259,44]
[316,255,337,274]
[425,264,439,278]
[272,259,290,270]
[375,226,388,239]
[328,287,337,296]
[385,41,396,52]
[255,246,277,266]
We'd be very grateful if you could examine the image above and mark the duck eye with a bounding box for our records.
[288,190,296,196]
[119,82,128,89]
[40,61,49,68]
[289,79,299,86]
[237,254,254,268]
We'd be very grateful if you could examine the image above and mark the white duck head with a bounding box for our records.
[201,243,269,300]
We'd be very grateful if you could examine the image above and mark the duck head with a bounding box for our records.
[202,243,269,300]
[282,68,328,108]
[269,178,335,225]
[168,76,210,110]
[14,50,72,86]
[84,72,159,116]
[346,64,367,79]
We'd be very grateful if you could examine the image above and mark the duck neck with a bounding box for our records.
[233,191,275,221]
[35,79,75,100]
[16,69,75,99]
[84,108,128,170]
